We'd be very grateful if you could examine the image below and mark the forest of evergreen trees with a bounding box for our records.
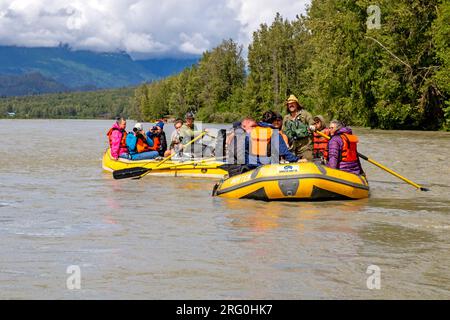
[0,87,135,119]
[134,0,450,130]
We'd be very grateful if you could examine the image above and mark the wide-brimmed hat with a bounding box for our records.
[286,94,299,105]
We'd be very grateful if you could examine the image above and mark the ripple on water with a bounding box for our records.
[0,202,13,208]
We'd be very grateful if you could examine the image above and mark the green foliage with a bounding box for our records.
[246,13,299,114]
[0,87,135,119]
[137,39,246,123]
[432,0,450,130]
[134,2,448,130]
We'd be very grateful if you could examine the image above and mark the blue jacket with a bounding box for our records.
[126,133,154,155]
[246,122,298,166]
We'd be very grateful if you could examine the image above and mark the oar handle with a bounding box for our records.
[314,130,429,191]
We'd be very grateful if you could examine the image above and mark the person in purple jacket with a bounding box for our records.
[327,120,364,175]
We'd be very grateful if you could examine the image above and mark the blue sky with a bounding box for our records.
[0,0,310,58]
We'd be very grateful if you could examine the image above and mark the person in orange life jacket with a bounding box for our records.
[326,120,363,175]
[107,117,128,160]
[246,112,299,167]
[146,121,167,157]
[125,123,159,160]
[312,115,331,160]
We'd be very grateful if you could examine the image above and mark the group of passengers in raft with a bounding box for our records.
[107,112,199,161]
[107,94,364,176]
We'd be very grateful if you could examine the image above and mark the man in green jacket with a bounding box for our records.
[179,112,208,156]
[179,112,198,142]
[282,94,315,161]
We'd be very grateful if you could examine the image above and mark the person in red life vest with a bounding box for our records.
[146,121,167,157]
[125,123,159,160]
[312,115,331,160]
[107,117,129,160]
[326,120,363,175]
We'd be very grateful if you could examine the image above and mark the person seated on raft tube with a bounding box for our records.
[179,111,210,156]
[312,115,331,161]
[124,123,160,160]
[179,112,200,142]
[223,121,246,165]
[146,121,168,157]
[244,113,299,168]
[226,121,242,146]
[326,120,364,175]
[107,117,129,160]
[164,118,184,157]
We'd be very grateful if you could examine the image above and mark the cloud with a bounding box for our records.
[0,0,309,58]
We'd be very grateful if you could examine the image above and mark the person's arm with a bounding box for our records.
[226,132,235,145]
[160,132,167,153]
[180,126,205,142]
[326,137,341,169]
[282,115,289,130]
[179,126,192,142]
[145,133,154,147]
[126,134,137,153]
[244,134,250,165]
[278,133,298,162]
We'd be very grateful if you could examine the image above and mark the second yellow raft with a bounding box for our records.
[213,162,369,201]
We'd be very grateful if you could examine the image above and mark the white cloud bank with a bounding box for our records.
[0,0,310,57]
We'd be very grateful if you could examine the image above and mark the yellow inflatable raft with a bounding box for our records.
[213,163,369,201]
[102,149,227,178]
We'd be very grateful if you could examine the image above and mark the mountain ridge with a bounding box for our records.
[0,45,199,96]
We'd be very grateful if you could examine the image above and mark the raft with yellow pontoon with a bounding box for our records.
[213,162,369,201]
[102,149,227,178]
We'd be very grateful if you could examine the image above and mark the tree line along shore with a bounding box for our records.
[1,1,449,131]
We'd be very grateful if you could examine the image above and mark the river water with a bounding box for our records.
[0,119,449,299]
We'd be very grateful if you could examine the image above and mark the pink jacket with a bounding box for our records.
[108,122,128,159]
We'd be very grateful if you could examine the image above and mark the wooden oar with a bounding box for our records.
[113,156,224,180]
[131,156,226,179]
[315,130,429,191]
[113,131,208,180]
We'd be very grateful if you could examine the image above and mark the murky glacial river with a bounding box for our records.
[0,119,449,299]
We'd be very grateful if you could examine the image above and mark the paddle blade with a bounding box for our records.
[113,167,150,180]
[420,187,430,192]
